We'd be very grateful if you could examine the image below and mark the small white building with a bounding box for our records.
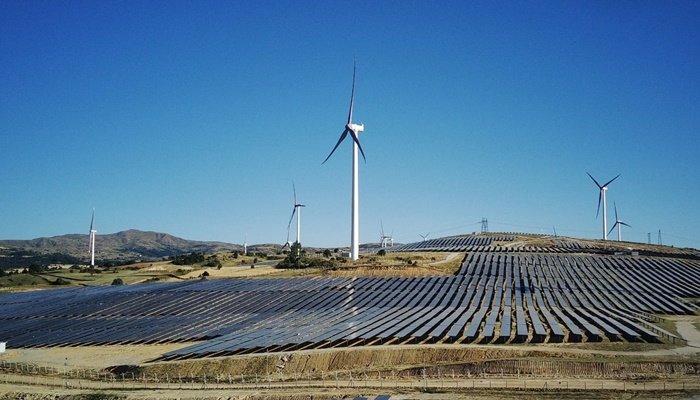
[0,342,5,353]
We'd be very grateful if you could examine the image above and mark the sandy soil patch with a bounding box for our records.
[179,265,280,279]
[0,343,196,370]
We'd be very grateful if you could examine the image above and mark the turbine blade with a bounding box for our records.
[322,129,349,164]
[89,209,94,232]
[596,192,602,219]
[608,223,618,236]
[586,172,602,188]
[347,62,356,124]
[288,207,296,229]
[614,202,618,220]
[621,222,631,227]
[348,129,366,162]
[293,182,297,205]
[603,174,621,188]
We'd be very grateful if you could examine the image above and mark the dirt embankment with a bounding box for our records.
[137,346,699,380]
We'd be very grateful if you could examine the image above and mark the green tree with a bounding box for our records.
[111,278,125,286]
[28,264,45,274]
[377,249,386,256]
[173,252,206,265]
[323,249,332,258]
[277,242,303,269]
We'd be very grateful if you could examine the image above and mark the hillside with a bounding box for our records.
[0,230,241,269]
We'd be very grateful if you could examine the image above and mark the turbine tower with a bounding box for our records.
[608,202,630,242]
[587,172,620,240]
[88,209,96,267]
[285,182,306,247]
[379,221,387,248]
[323,62,366,260]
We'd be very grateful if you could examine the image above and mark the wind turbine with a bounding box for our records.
[286,183,305,246]
[379,220,393,248]
[419,232,430,242]
[88,209,96,267]
[608,202,630,242]
[323,62,366,260]
[587,172,620,241]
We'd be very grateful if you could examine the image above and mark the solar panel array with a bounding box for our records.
[389,234,592,253]
[1,249,697,360]
[390,235,515,252]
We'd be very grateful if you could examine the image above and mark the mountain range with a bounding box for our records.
[0,230,242,269]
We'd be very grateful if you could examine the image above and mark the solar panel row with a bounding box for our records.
[0,252,697,360]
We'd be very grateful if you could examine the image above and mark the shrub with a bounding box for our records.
[111,278,125,286]
[52,277,70,286]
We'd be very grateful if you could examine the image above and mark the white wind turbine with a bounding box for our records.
[323,62,366,260]
[587,172,620,241]
[419,232,430,242]
[286,183,305,246]
[88,209,96,267]
[379,220,393,248]
[608,202,631,242]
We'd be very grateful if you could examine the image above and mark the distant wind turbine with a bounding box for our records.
[323,62,366,260]
[587,172,620,240]
[419,232,430,242]
[88,209,96,267]
[286,183,305,246]
[379,220,394,248]
[608,202,631,242]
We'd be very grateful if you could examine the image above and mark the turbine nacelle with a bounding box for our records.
[348,123,364,133]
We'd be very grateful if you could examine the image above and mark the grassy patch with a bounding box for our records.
[326,252,465,277]
[0,273,51,289]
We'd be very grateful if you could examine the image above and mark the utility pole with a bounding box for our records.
[657,229,662,246]
[480,218,489,234]
[647,232,651,245]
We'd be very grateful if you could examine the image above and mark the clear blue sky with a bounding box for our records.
[1,1,698,249]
